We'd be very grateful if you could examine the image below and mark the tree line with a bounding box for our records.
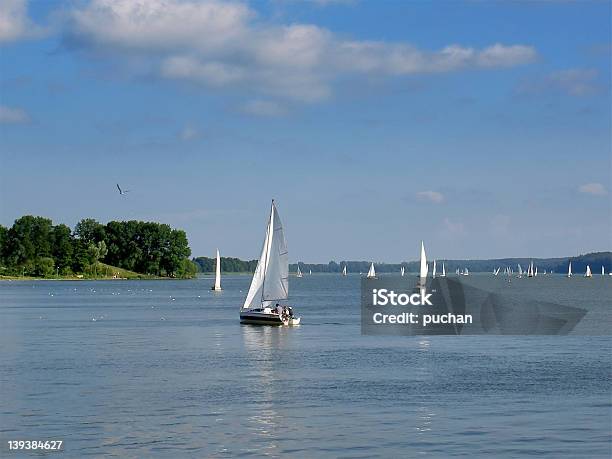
[193,256,258,273]
[0,216,196,278]
[194,252,611,275]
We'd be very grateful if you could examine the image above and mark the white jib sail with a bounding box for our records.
[401,266,405,276]
[241,201,288,311]
[213,248,222,290]
[568,262,572,277]
[419,241,428,279]
[367,262,376,278]
[585,265,592,277]
[441,262,446,277]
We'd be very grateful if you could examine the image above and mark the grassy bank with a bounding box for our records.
[0,262,191,281]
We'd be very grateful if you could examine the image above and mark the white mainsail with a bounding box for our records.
[518,264,523,276]
[432,260,437,278]
[419,241,428,279]
[342,265,347,276]
[309,269,312,275]
[400,266,405,276]
[441,262,446,277]
[241,201,288,311]
[367,262,376,278]
[212,248,222,291]
[297,266,303,277]
[602,266,605,276]
[585,265,592,277]
[567,261,572,277]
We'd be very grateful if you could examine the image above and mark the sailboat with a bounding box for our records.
[419,241,428,279]
[527,261,534,278]
[441,262,446,277]
[493,267,500,276]
[342,265,347,276]
[463,267,469,276]
[534,266,538,277]
[400,266,405,277]
[585,265,592,278]
[367,262,376,279]
[567,261,572,278]
[309,269,312,275]
[211,248,222,291]
[240,200,300,326]
[432,260,437,278]
[602,266,605,276]
[296,266,303,278]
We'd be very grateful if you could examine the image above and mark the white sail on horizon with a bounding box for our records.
[242,201,288,311]
[400,266,405,276]
[212,248,222,291]
[585,265,592,277]
[432,260,437,278]
[568,261,572,277]
[297,265,303,277]
[441,262,446,277]
[367,262,376,278]
[419,241,428,279]
[342,265,347,276]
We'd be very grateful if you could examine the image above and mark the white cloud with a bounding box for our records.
[416,190,444,203]
[443,217,465,235]
[0,0,44,43]
[517,68,601,97]
[0,105,29,123]
[179,125,198,141]
[547,69,599,96]
[241,99,286,117]
[65,0,538,103]
[578,182,608,196]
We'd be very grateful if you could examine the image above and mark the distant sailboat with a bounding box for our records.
[494,267,501,276]
[211,249,222,291]
[602,266,605,276]
[432,260,437,278]
[309,269,312,275]
[367,262,376,279]
[456,268,460,275]
[585,265,592,278]
[518,264,523,277]
[296,266,303,278]
[240,200,300,326]
[528,261,534,278]
[463,267,469,276]
[400,266,405,277]
[419,241,428,279]
[342,265,347,276]
[534,266,538,277]
[441,262,446,277]
[567,261,572,278]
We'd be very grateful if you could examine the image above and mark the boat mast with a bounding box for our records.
[259,200,275,306]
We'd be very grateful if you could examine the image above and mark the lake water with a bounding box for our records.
[1,275,610,458]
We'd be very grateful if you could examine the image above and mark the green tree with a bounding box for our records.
[52,224,74,274]
[88,241,108,277]
[74,218,106,245]
[34,257,55,277]
[0,224,7,267]
[5,216,53,270]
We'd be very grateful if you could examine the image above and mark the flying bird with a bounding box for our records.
[116,183,130,195]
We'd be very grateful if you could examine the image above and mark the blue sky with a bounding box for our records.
[0,0,610,262]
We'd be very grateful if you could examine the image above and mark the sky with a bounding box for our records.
[0,0,610,263]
